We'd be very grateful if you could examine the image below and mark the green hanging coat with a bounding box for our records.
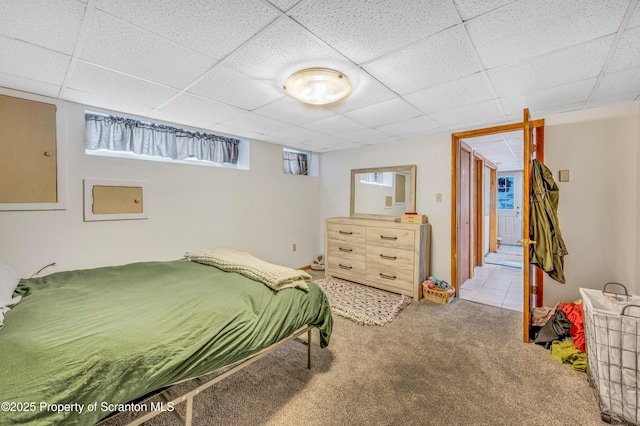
[529,159,568,283]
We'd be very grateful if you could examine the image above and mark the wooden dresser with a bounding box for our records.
[325,217,430,299]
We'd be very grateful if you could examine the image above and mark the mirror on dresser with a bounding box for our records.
[350,165,416,220]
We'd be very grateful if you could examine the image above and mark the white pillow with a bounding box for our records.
[0,261,21,329]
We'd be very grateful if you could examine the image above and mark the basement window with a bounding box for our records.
[84,112,249,170]
[283,148,309,175]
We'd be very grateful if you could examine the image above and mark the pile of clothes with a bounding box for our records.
[531,301,587,372]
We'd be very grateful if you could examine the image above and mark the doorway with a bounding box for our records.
[451,111,545,342]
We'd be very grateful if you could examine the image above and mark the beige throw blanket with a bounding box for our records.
[185,248,311,291]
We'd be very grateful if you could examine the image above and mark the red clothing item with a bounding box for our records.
[560,303,586,353]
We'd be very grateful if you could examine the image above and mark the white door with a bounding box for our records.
[497,171,522,246]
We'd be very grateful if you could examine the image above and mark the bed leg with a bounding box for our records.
[185,397,193,426]
[307,328,312,369]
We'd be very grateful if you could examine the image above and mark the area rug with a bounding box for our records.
[314,276,411,326]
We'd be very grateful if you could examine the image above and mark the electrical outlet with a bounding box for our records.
[292,243,297,252]
[436,193,442,203]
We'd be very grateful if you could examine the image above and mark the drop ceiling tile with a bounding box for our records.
[217,110,289,134]
[0,73,60,98]
[290,0,460,63]
[499,79,596,116]
[189,64,283,110]
[591,67,640,99]
[0,37,70,85]
[405,72,495,114]
[267,0,301,12]
[607,26,640,73]
[66,61,179,108]
[300,137,359,151]
[95,0,278,60]
[466,0,629,69]
[376,115,442,139]
[252,97,335,125]
[264,126,329,145]
[344,97,422,127]
[628,2,640,28]
[302,114,369,136]
[452,0,514,21]
[363,25,482,94]
[63,88,155,118]
[0,0,84,55]
[223,18,349,84]
[150,93,244,129]
[587,93,639,108]
[325,71,397,114]
[340,128,397,145]
[80,11,216,90]
[488,36,613,98]
[430,99,504,127]
[207,123,263,141]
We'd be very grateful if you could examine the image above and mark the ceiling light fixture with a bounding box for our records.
[283,68,351,105]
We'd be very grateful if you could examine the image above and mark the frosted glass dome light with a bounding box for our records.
[283,68,352,105]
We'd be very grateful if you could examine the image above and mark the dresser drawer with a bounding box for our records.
[366,245,414,270]
[327,223,366,243]
[366,226,415,250]
[366,264,414,292]
[328,239,365,262]
[327,258,365,281]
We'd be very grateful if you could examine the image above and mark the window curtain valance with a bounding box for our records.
[283,151,308,175]
[85,114,240,164]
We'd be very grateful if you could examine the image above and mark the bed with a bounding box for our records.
[0,257,333,425]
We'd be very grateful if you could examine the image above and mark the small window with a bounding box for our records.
[498,176,515,210]
[283,148,309,175]
[85,112,248,169]
[359,172,393,187]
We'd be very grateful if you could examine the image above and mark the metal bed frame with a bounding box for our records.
[99,325,314,426]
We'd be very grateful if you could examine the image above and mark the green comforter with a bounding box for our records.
[0,260,332,425]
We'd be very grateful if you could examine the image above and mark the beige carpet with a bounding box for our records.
[100,284,605,426]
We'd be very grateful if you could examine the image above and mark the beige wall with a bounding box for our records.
[544,103,639,304]
[0,89,322,277]
[319,135,452,283]
[319,102,640,306]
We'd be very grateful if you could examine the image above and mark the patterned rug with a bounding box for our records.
[314,276,412,326]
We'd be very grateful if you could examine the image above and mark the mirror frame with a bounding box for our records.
[350,164,416,220]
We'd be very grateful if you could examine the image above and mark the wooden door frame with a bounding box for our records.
[485,160,498,253]
[451,119,545,297]
[473,152,484,268]
[454,140,474,291]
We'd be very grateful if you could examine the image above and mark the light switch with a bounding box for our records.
[559,170,570,182]
[436,193,442,203]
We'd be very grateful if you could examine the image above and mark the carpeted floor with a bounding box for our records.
[101,281,606,426]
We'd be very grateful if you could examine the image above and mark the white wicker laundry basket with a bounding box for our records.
[581,284,640,424]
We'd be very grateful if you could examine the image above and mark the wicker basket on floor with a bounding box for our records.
[422,282,454,304]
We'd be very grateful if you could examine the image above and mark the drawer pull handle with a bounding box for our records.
[339,231,354,235]
[380,235,398,240]
[379,273,397,280]
[339,264,353,270]
[339,247,353,252]
[380,254,397,260]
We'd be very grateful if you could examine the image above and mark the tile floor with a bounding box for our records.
[459,263,524,312]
